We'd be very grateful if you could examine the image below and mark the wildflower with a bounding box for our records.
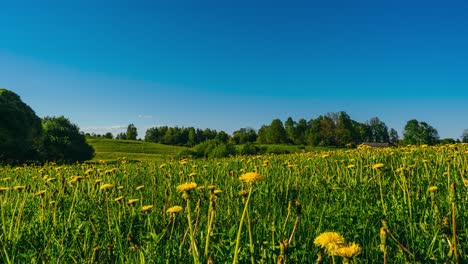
[239,172,263,184]
[100,184,114,190]
[346,164,355,169]
[208,185,216,190]
[70,176,85,183]
[180,160,187,166]
[136,185,144,191]
[159,163,167,169]
[372,163,384,169]
[176,182,197,193]
[141,205,153,212]
[314,232,345,251]
[127,199,139,205]
[117,186,124,190]
[166,205,183,214]
[332,243,362,258]
[213,189,222,195]
[13,185,26,191]
[85,168,94,175]
[239,190,249,197]
[428,186,438,192]
[35,190,46,196]
[46,177,56,182]
[94,179,101,184]
[189,172,197,177]
[0,187,9,192]
[114,196,124,202]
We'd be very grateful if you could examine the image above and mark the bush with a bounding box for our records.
[192,139,236,158]
[0,89,42,163]
[239,142,260,156]
[39,116,94,163]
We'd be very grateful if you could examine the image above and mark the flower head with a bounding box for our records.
[314,232,345,252]
[372,163,384,169]
[239,172,263,184]
[127,199,139,205]
[428,186,438,192]
[141,205,153,212]
[176,182,197,193]
[35,190,46,196]
[166,205,183,214]
[332,243,362,258]
[100,184,114,190]
[136,185,144,191]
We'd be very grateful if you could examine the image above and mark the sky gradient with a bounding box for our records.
[1,0,467,139]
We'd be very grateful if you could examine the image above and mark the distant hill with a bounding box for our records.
[86,138,186,162]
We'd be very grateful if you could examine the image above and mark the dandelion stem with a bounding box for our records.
[233,185,253,264]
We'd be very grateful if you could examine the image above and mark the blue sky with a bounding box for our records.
[1,0,467,139]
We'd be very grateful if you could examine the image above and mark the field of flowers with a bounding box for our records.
[0,144,467,263]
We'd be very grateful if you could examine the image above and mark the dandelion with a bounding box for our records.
[239,172,263,184]
[0,187,9,192]
[136,185,144,191]
[100,184,114,190]
[114,196,124,202]
[117,186,124,190]
[46,177,56,182]
[141,205,153,212]
[314,232,345,252]
[372,163,384,169]
[346,164,355,169]
[428,186,438,192]
[180,160,188,165]
[213,189,222,195]
[189,172,197,177]
[176,182,197,193]
[332,242,362,258]
[239,190,249,197]
[35,190,46,196]
[127,199,139,205]
[159,163,167,169]
[13,185,26,191]
[208,185,216,190]
[167,205,183,214]
[85,168,94,175]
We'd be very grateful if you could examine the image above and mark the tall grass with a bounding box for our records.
[0,143,467,263]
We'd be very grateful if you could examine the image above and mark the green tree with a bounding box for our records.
[403,119,439,145]
[103,132,113,139]
[126,124,138,140]
[367,117,389,143]
[0,89,42,162]
[267,119,288,144]
[462,129,468,143]
[232,128,257,144]
[389,128,399,146]
[39,116,94,163]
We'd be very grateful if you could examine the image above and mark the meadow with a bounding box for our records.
[0,143,467,263]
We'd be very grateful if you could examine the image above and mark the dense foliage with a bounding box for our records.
[0,89,94,164]
[0,89,42,163]
[40,116,95,163]
[0,144,467,263]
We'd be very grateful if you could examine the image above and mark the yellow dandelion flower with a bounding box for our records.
[332,243,362,258]
[192,165,198,169]
[35,190,46,196]
[85,168,94,175]
[428,186,438,192]
[159,163,167,169]
[114,196,124,202]
[208,185,216,190]
[0,187,9,192]
[94,179,101,184]
[70,176,85,183]
[189,172,197,177]
[136,185,144,191]
[127,199,139,205]
[13,185,26,191]
[141,205,153,212]
[372,163,384,169]
[166,205,183,214]
[314,232,345,251]
[213,189,222,195]
[346,164,355,169]
[117,186,124,190]
[100,184,114,190]
[46,177,56,182]
[239,172,263,183]
[49,201,56,205]
[239,190,249,197]
[176,182,197,192]
[3,178,11,181]
[180,160,188,165]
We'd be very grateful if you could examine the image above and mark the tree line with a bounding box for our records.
[1,89,94,164]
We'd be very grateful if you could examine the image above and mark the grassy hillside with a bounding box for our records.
[86,138,187,162]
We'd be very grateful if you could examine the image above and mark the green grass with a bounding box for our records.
[86,138,187,161]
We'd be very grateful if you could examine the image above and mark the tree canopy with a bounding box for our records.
[0,89,42,162]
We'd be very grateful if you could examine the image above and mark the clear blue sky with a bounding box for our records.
[1,0,467,139]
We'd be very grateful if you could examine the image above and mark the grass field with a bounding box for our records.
[86,138,187,162]
[1,143,467,263]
